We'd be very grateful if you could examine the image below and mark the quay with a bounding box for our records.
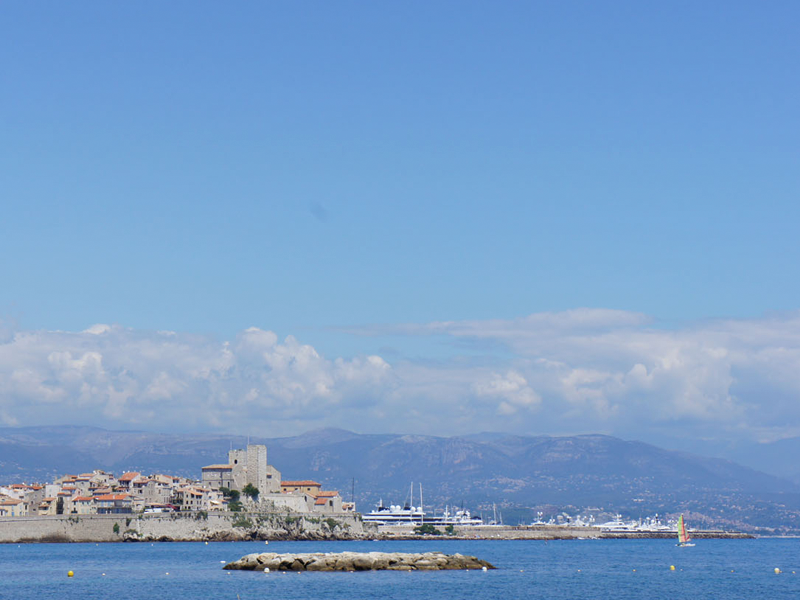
[377,524,754,540]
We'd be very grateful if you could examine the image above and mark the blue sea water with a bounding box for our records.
[1,538,799,599]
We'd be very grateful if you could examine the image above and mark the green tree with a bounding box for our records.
[228,500,243,512]
[220,487,240,502]
[413,523,442,536]
[242,483,259,502]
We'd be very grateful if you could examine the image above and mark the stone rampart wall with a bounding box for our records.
[0,512,368,543]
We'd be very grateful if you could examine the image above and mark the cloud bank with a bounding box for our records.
[0,325,392,433]
[1,309,800,443]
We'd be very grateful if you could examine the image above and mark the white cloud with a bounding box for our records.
[0,325,393,433]
[473,370,541,415]
[2,311,800,442]
[339,309,800,440]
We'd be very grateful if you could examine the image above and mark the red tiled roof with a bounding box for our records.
[118,472,141,482]
[314,497,328,505]
[316,491,339,497]
[281,480,321,487]
[202,464,233,470]
[95,494,131,501]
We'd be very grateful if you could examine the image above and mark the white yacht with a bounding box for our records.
[599,514,639,532]
[362,501,484,526]
[424,506,483,526]
[361,483,483,526]
[362,500,425,525]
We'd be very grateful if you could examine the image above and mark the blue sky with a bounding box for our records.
[1,2,799,446]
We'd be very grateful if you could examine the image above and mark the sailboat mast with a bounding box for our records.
[410,482,413,522]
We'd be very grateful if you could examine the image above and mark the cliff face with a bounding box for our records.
[0,512,369,544]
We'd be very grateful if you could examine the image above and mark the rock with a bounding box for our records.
[224,551,495,572]
[369,553,390,570]
[306,557,334,571]
[352,555,374,570]
[290,558,305,571]
[224,553,261,570]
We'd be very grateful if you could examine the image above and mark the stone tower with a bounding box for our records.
[225,444,281,496]
[228,448,248,490]
[246,444,267,493]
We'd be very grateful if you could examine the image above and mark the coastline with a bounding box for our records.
[1,514,754,543]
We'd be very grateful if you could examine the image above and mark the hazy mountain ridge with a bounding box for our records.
[2,426,799,531]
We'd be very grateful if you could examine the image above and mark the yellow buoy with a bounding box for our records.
[67,571,74,578]
[670,565,675,571]
[205,542,208,545]
[774,568,781,574]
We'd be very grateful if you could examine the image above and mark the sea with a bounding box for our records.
[1,538,798,599]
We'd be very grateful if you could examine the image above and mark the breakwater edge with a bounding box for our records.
[224,550,495,571]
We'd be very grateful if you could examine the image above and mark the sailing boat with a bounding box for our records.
[676,514,695,547]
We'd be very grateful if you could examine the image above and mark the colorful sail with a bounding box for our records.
[677,515,690,545]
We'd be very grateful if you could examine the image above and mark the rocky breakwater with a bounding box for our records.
[224,551,496,572]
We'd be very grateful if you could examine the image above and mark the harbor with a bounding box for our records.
[361,484,753,540]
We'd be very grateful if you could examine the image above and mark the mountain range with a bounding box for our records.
[2,425,799,532]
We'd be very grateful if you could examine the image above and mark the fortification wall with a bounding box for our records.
[0,512,369,543]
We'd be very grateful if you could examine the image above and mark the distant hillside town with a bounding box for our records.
[0,444,352,518]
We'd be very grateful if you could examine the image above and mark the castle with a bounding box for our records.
[201,444,346,513]
[201,444,281,494]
